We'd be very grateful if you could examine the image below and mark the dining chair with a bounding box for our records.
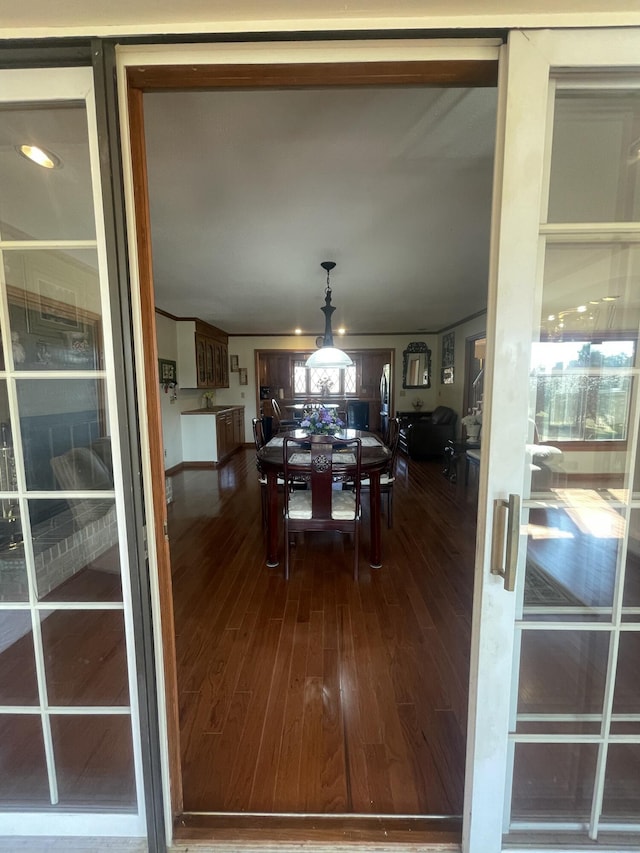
[252,416,285,531]
[356,417,400,528]
[282,434,362,581]
[271,398,298,433]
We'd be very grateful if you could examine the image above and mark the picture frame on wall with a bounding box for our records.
[238,367,248,385]
[158,358,177,384]
[441,331,455,368]
[230,354,239,372]
[441,366,454,385]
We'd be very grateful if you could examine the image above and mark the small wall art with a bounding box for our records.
[238,367,248,385]
[230,354,239,372]
[158,358,177,384]
[441,366,454,385]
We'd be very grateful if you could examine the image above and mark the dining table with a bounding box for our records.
[257,428,391,569]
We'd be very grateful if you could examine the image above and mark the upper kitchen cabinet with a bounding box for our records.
[176,319,229,389]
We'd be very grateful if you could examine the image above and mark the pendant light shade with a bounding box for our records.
[305,261,353,369]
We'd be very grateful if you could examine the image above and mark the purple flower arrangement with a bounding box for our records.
[299,406,344,435]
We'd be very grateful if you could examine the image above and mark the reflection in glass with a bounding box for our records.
[30,499,121,602]
[524,498,624,611]
[0,503,26,602]
[0,715,49,807]
[41,610,129,706]
[517,630,608,715]
[624,510,640,607]
[0,612,39,705]
[16,378,109,492]
[0,105,95,241]
[511,742,597,821]
[548,90,640,223]
[612,632,640,716]
[51,714,136,811]
[601,744,640,821]
[4,249,102,372]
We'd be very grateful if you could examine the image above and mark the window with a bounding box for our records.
[531,339,635,442]
[293,361,357,396]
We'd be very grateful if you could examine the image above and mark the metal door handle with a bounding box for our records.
[490,493,520,591]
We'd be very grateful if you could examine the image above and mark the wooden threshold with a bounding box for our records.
[174,814,461,847]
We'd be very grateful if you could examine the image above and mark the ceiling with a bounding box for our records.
[143,85,498,335]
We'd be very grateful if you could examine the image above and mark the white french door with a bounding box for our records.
[0,67,146,837]
[468,29,640,852]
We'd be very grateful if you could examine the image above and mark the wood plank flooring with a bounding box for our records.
[168,448,478,817]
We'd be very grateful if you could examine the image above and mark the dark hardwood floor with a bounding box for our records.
[168,447,478,818]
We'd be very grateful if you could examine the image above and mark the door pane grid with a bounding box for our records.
[0,77,138,819]
[508,77,640,841]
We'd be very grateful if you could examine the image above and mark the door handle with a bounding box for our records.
[490,493,520,591]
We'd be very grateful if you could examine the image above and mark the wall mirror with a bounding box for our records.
[402,341,431,389]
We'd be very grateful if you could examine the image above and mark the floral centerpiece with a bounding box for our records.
[299,405,344,435]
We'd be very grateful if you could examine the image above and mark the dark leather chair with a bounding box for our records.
[399,405,457,460]
[283,434,362,580]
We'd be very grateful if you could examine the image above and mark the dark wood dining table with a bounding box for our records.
[257,428,391,569]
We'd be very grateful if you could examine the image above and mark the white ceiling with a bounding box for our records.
[144,86,498,335]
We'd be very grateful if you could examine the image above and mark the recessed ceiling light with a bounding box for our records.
[294,328,302,335]
[16,144,62,170]
[577,305,587,313]
[548,314,555,321]
[589,300,600,305]
[602,296,619,302]
[337,327,346,335]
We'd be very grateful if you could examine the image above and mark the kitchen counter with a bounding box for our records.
[181,406,239,414]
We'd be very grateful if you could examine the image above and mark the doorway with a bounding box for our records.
[119,39,499,841]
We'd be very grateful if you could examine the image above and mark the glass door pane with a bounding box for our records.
[0,70,139,825]
[511,83,640,841]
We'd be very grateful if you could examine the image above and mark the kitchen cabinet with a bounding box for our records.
[180,406,245,464]
[177,320,229,389]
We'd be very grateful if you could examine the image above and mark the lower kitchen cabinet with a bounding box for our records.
[180,406,245,464]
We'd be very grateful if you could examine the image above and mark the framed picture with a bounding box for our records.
[238,367,248,385]
[230,354,239,372]
[441,366,454,385]
[158,358,177,384]
[27,277,80,335]
[442,331,455,368]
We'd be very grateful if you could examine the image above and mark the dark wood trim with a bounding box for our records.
[127,84,184,818]
[126,48,497,841]
[127,59,498,91]
[182,461,217,469]
[155,306,181,321]
[164,462,184,477]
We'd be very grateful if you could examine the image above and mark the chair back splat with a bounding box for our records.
[282,434,362,580]
[252,417,266,451]
[271,398,298,433]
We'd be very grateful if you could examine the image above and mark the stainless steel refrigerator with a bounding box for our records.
[379,363,391,436]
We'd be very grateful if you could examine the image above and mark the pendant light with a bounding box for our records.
[305,261,353,369]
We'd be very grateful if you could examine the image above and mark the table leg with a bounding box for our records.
[266,470,279,567]
[369,472,382,568]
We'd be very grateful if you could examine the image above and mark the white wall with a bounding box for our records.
[155,312,202,471]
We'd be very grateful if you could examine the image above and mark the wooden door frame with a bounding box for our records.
[122,42,499,836]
